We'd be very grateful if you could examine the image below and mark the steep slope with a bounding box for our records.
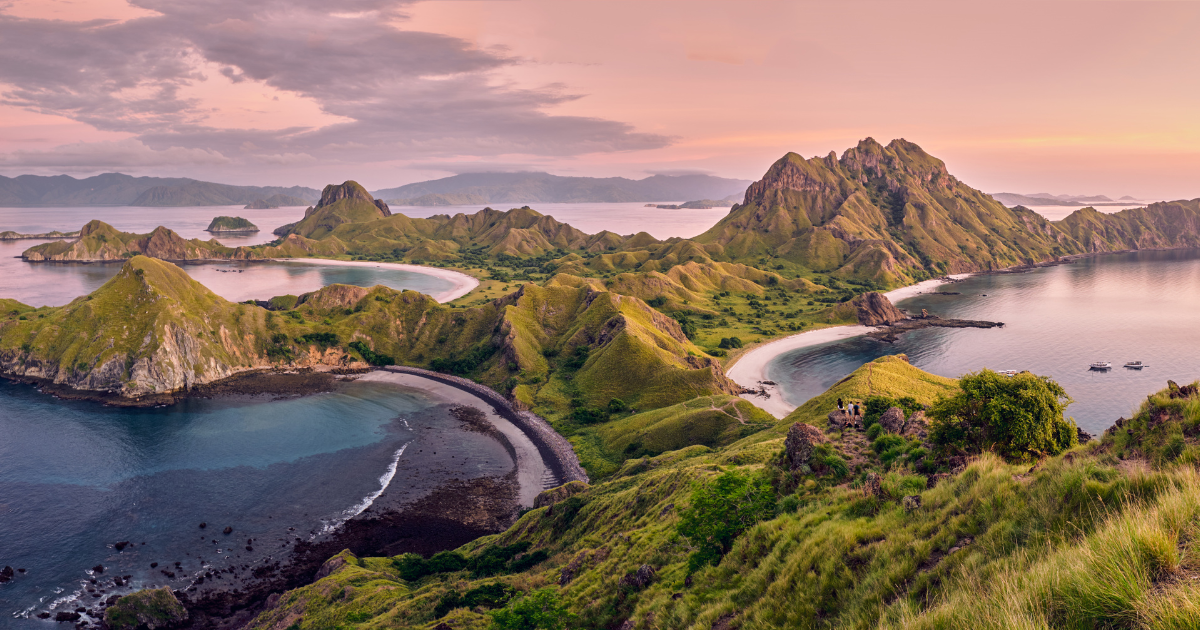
[242,364,1200,630]
[0,257,277,396]
[694,139,1066,285]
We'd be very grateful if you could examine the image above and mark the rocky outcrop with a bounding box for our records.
[533,480,589,509]
[852,292,907,326]
[22,220,249,262]
[104,587,188,630]
[878,407,907,433]
[316,180,391,216]
[784,422,828,470]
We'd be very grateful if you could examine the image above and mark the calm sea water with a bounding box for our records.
[0,379,513,625]
[766,249,1200,435]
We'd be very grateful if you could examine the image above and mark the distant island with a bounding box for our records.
[205,216,259,233]
[243,194,312,209]
[373,171,750,205]
[991,191,1143,207]
[0,229,81,240]
[0,173,320,208]
[644,197,739,209]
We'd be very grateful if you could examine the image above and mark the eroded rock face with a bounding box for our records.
[879,407,907,433]
[784,422,828,470]
[852,292,907,326]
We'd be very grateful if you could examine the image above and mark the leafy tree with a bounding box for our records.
[929,369,1077,463]
[672,313,697,339]
[677,470,776,572]
[490,588,572,630]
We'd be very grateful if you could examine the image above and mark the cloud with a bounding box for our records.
[644,168,716,177]
[404,160,541,174]
[0,0,671,173]
[0,138,229,168]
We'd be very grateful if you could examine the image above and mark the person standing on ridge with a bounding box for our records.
[837,397,844,411]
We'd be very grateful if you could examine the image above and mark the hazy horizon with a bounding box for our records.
[4,1,1200,198]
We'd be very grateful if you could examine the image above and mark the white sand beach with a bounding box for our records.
[726,274,971,418]
[357,370,547,506]
[272,258,479,303]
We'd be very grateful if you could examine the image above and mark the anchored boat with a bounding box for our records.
[1089,361,1112,371]
[1124,361,1148,369]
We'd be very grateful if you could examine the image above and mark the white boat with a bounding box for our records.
[1124,361,1147,369]
[1089,361,1112,370]
[998,370,1019,377]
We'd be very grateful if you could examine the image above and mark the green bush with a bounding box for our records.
[435,582,516,618]
[718,337,743,349]
[929,369,1077,463]
[393,550,467,581]
[348,340,394,366]
[490,588,571,630]
[297,332,338,347]
[678,470,777,572]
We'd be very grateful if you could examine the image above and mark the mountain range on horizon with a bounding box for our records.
[0,171,752,208]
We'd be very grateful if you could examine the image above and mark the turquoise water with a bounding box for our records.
[766,249,1200,435]
[0,380,512,624]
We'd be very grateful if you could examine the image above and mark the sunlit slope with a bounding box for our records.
[0,256,268,395]
[244,362,1200,630]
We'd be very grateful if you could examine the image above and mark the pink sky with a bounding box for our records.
[3,0,1200,198]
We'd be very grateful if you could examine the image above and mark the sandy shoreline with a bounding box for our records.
[269,258,479,303]
[358,370,549,506]
[726,275,970,418]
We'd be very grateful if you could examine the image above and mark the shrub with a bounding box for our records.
[678,470,777,572]
[297,332,338,347]
[647,296,667,308]
[718,337,744,349]
[435,582,516,618]
[348,341,395,366]
[490,588,571,630]
[393,550,467,581]
[430,343,495,375]
[929,369,1077,463]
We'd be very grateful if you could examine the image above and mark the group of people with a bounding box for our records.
[837,397,862,417]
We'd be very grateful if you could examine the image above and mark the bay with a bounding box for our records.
[0,379,513,625]
[766,249,1200,435]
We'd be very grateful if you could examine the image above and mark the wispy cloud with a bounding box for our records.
[0,0,670,174]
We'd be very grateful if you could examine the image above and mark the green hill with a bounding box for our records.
[239,359,1200,630]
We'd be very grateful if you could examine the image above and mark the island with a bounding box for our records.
[644,198,735,209]
[0,229,80,240]
[204,216,259,233]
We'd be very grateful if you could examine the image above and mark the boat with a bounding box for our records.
[1124,361,1148,369]
[998,370,1019,377]
[1089,361,1112,371]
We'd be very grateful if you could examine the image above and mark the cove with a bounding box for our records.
[0,378,515,625]
[764,249,1200,435]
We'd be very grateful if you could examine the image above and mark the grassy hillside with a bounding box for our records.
[242,360,1200,630]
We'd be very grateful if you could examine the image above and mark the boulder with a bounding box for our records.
[878,407,906,433]
[0,566,12,583]
[784,423,828,470]
[1077,427,1094,443]
[619,564,656,591]
[103,588,188,630]
[902,411,929,439]
[827,409,853,430]
[852,292,907,326]
[902,495,922,512]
